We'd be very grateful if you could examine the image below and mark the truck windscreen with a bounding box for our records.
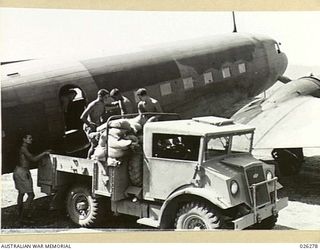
[205,132,253,160]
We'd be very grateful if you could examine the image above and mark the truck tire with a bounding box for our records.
[66,185,105,227]
[128,153,143,187]
[251,215,278,229]
[175,202,221,230]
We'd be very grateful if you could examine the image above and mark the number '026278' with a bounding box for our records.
[300,244,319,249]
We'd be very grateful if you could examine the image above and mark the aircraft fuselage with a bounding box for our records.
[1,33,287,173]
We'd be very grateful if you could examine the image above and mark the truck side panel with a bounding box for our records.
[38,154,110,196]
[109,160,129,201]
[38,155,55,194]
[92,161,111,196]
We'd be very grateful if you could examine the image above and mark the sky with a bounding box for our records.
[0,8,319,68]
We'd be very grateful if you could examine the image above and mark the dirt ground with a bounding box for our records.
[1,156,320,233]
[276,157,320,230]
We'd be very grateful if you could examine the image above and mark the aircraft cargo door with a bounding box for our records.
[59,86,88,155]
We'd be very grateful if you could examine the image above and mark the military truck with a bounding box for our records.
[38,115,288,230]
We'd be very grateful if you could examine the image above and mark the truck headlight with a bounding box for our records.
[266,170,273,181]
[230,180,239,195]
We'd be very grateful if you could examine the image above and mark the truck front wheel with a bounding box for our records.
[66,185,105,227]
[174,202,221,230]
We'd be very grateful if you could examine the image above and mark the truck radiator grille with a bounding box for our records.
[245,166,270,207]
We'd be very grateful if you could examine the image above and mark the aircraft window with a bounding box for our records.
[238,63,246,74]
[152,134,200,161]
[183,77,194,90]
[204,72,213,84]
[222,67,231,78]
[160,82,172,96]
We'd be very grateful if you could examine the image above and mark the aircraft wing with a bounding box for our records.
[232,76,320,150]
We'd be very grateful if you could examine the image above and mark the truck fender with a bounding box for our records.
[158,186,231,228]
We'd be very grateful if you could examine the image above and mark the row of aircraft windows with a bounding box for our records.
[158,62,246,96]
[132,62,246,101]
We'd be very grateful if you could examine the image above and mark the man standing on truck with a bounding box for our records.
[110,88,133,115]
[13,133,50,224]
[136,88,163,114]
[80,89,110,158]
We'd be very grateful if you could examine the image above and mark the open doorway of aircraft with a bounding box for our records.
[1,14,288,174]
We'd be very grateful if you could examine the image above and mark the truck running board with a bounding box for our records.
[136,218,159,228]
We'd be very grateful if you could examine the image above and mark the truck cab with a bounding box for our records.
[38,115,287,230]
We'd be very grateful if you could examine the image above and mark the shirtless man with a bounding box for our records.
[13,134,50,223]
[110,88,133,115]
[80,89,109,158]
[136,88,163,114]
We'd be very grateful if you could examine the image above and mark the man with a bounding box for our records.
[80,89,109,158]
[110,88,133,115]
[13,134,50,224]
[136,88,163,114]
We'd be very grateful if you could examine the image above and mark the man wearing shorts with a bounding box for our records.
[13,134,50,223]
[80,89,110,158]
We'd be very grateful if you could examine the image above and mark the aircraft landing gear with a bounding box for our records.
[271,148,304,176]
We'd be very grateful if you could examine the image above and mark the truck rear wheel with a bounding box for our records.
[66,185,105,227]
[174,202,221,230]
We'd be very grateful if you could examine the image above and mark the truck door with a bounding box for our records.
[143,134,201,200]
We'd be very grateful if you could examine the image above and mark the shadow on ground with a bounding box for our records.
[1,196,150,230]
[278,156,320,205]
[1,196,71,229]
